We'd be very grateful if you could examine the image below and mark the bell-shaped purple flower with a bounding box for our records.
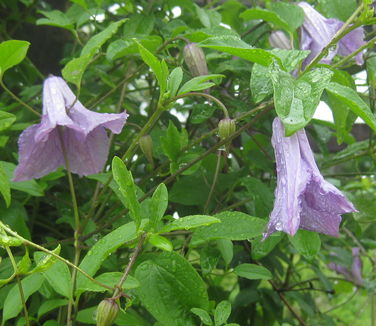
[328,247,363,286]
[13,76,128,181]
[264,118,356,238]
[298,2,365,68]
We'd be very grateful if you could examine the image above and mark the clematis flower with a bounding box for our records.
[264,118,356,238]
[13,76,128,181]
[328,247,363,286]
[298,2,365,68]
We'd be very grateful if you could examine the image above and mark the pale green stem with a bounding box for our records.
[5,246,30,326]
[0,222,113,291]
[0,80,40,116]
[204,151,222,214]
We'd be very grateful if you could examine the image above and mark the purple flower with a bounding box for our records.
[13,76,128,181]
[328,247,363,286]
[264,118,356,238]
[298,2,365,68]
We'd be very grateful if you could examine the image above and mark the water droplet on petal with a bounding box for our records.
[275,222,283,231]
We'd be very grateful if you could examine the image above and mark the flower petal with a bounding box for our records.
[13,125,64,181]
[338,26,365,65]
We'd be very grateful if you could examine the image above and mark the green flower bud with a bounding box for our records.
[139,134,154,165]
[218,118,236,141]
[183,43,208,77]
[96,299,119,326]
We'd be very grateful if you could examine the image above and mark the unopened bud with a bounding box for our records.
[269,31,291,50]
[183,43,209,77]
[96,299,119,326]
[218,118,236,141]
[139,135,154,165]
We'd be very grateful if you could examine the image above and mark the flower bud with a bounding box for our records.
[218,118,236,141]
[96,299,119,326]
[139,134,154,165]
[269,31,291,50]
[183,43,208,77]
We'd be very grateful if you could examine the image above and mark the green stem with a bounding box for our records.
[5,247,30,326]
[173,92,229,118]
[0,80,40,116]
[112,233,146,298]
[303,3,364,72]
[57,128,81,326]
[204,151,222,213]
[0,222,113,291]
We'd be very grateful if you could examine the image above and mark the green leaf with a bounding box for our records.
[234,264,272,280]
[76,272,139,293]
[0,111,16,131]
[270,61,333,135]
[191,308,213,326]
[178,74,224,95]
[149,183,168,231]
[137,42,168,95]
[62,53,93,89]
[240,8,290,32]
[3,273,44,322]
[216,239,233,266]
[160,215,220,233]
[135,252,209,326]
[76,221,137,294]
[167,67,183,97]
[43,260,71,298]
[0,233,23,247]
[160,121,188,162]
[191,211,266,247]
[38,299,69,319]
[0,40,30,79]
[70,0,88,8]
[251,233,283,260]
[214,300,231,326]
[148,234,173,252]
[325,82,376,132]
[289,229,321,259]
[317,0,357,21]
[17,250,31,275]
[199,36,279,66]
[269,2,305,31]
[112,157,142,228]
[0,164,10,207]
[81,19,126,56]
[36,10,74,31]
[31,245,61,273]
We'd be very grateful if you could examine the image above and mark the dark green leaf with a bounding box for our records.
[160,215,220,233]
[160,121,188,162]
[178,74,224,95]
[167,67,183,97]
[38,299,69,319]
[240,8,290,32]
[36,10,74,31]
[149,183,168,231]
[234,264,272,280]
[0,111,16,131]
[191,211,266,246]
[135,252,209,326]
[43,260,71,298]
[0,164,10,207]
[317,0,357,21]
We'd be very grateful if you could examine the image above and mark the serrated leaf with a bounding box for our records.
[167,67,183,97]
[234,264,272,280]
[270,61,333,135]
[178,74,224,95]
[76,221,137,294]
[149,183,168,231]
[199,36,279,66]
[112,157,141,228]
[160,215,220,233]
[0,40,30,79]
[289,229,321,259]
[135,252,209,326]
[325,82,376,132]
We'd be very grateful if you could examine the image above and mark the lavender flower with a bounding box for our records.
[264,118,356,238]
[14,76,128,181]
[298,2,365,68]
[328,247,363,286]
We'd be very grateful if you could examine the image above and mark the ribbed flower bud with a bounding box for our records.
[96,299,119,326]
[183,43,209,76]
[218,118,236,141]
[269,31,291,50]
[139,134,154,165]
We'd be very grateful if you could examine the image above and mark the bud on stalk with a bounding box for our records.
[139,134,154,166]
[183,43,209,77]
[218,118,236,141]
[96,299,119,326]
